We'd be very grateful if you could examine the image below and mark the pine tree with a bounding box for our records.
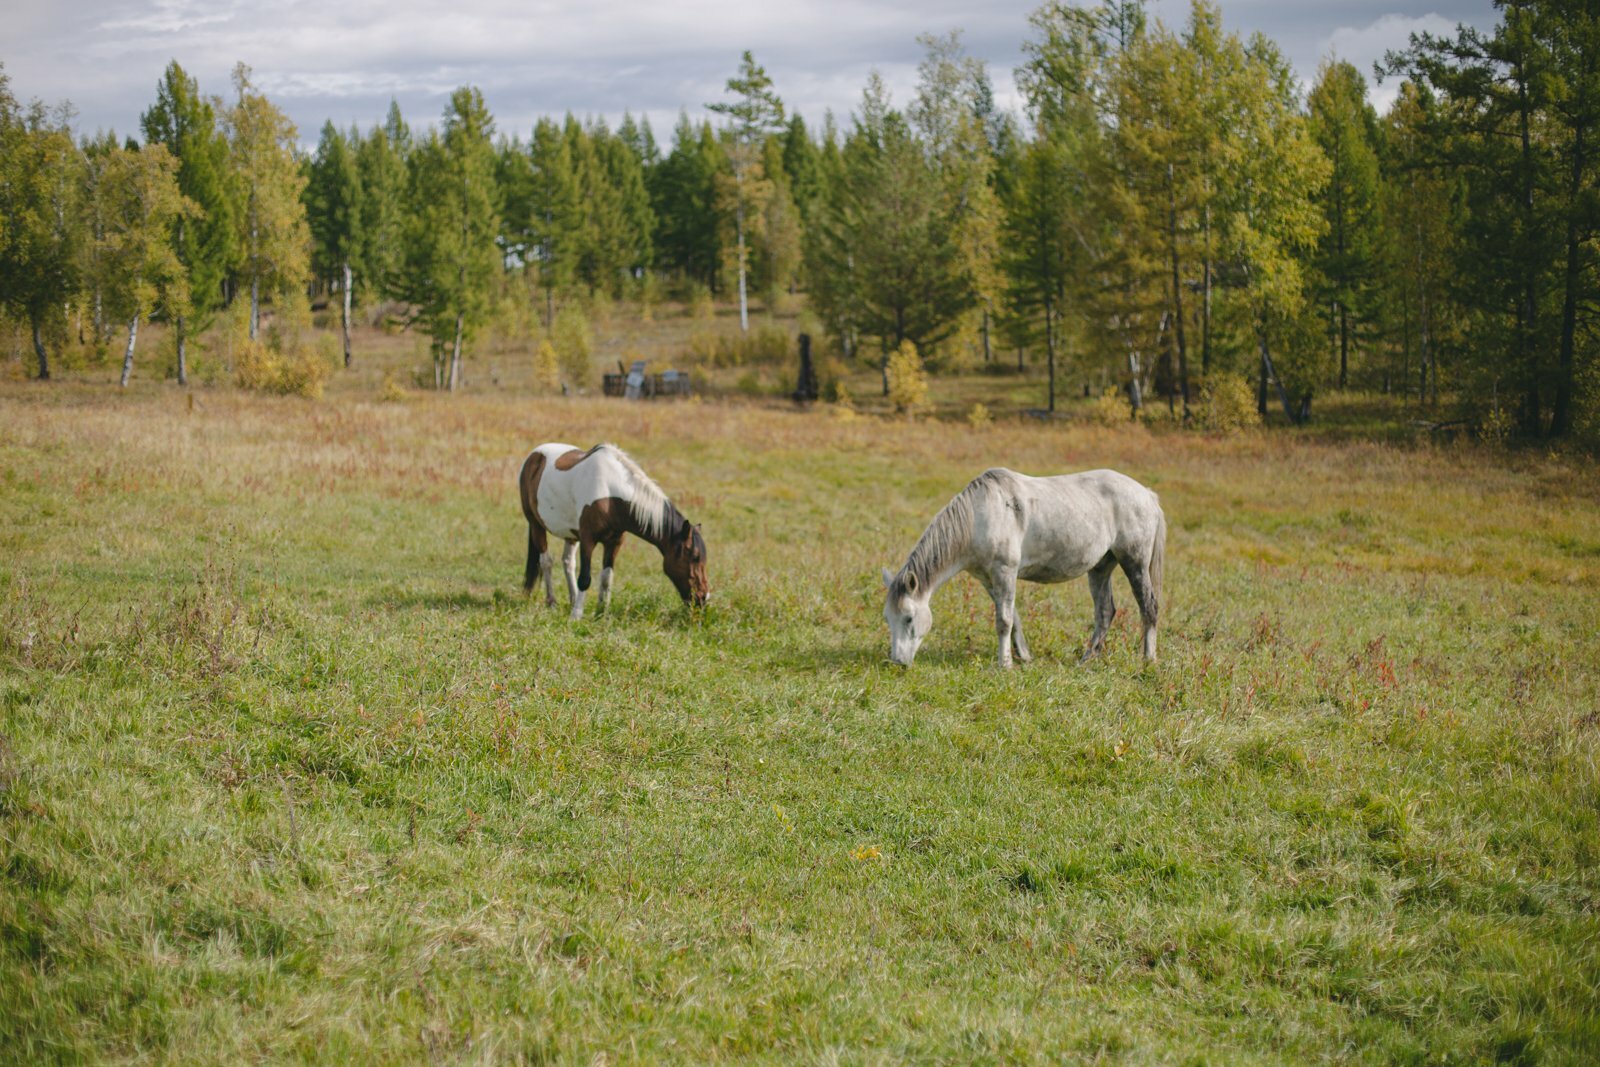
[527,117,578,324]
[357,101,410,305]
[140,61,236,385]
[780,114,823,223]
[808,75,970,392]
[1308,60,1383,389]
[306,120,365,366]
[404,87,500,392]
[651,113,724,288]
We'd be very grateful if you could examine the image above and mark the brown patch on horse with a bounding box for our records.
[519,451,547,522]
[578,497,628,541]
[554,445,600,472]
[576,497,630,592]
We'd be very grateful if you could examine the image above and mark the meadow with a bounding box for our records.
[2,321,1598,1063]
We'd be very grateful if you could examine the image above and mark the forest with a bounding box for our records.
[1,0,1597,440]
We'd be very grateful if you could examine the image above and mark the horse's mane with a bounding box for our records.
[898,469,1006,591]
[597,443,673,540]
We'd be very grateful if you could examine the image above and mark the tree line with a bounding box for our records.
[1,0,1595,437]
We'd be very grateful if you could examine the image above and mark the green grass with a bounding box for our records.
[2,348,1598,1063]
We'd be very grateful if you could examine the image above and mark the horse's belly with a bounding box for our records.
[1018,527,1108,583]
[536,488,584,541]
[1019,554,1095,583]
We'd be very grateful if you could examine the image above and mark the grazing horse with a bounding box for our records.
[519,443,708,618]
[882,468,1165,668]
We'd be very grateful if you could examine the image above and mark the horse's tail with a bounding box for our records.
[519,451,545,594]
[1148,504,1166,623]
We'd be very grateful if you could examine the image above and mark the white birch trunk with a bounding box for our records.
[119,311,139,388]
[341,261,353,368]
[449,312,464,392]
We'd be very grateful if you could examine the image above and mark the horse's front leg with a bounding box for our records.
[596,537,623,615]
[562,540,585,620]
[989,565,1020,669]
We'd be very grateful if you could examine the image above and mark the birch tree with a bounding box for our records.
[0,67,81,380]
[708,51,785,331]
[225,64,308,341]
[140,61,235,385]
[87,142,195,386]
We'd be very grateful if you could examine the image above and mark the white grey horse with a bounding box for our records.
[882,468,1166,668]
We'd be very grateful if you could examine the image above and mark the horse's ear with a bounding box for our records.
[680,516,694,541]
[905,571,919,595]
[881,567,894,589]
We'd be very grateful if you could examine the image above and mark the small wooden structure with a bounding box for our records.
[602,360,694,399]
[792,333,818,403]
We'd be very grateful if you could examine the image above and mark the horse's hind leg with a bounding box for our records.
[541,551,558,608]
[1122,559,1159,663]
[561,540,585,620]
[1082,558,1117,662]
[524,521,548,597]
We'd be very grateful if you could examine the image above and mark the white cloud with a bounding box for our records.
[2,1,1499,139]
[1320,13,1461,111]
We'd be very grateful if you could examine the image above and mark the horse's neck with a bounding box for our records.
[623,499,679,552]
[918,558,968,601]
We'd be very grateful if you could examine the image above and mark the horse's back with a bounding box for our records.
[996,468,1161,581]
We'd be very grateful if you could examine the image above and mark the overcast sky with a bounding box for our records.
[2,1,1497,144]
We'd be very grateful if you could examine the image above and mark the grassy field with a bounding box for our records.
[2,325,1599,1063]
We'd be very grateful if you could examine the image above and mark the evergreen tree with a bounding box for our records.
[651,113,724,288]
[1308,60,1383,389]
[356,101,410,306]
[404,87,500,391]
[1377,81,1461,405]
[305,120,365,366]
[527,116,578,323]
[1388,0,1569,434]
[808,75,970,392]
[140,61,235,385]
[780,114,823,223]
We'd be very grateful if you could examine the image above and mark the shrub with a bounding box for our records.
[886,340,928,415]
[533,339,561,394]
[234,339,333,399]
[378,374,409,403]
[552,305,594,389]
[1194,375,1258,434]
[967,402,994,428]
[686,281,715,321]
[1090,386,1135,426]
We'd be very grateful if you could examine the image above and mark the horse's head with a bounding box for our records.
[882,567,932,666]
[664,517,709,607]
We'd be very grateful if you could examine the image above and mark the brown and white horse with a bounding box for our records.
[518,443,708,617]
